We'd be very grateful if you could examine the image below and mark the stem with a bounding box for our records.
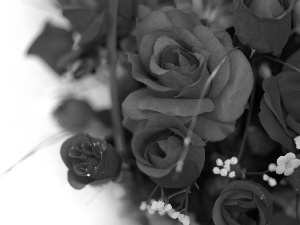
[106,0,127,159]
[167,190,186,200]
[237,64,257,161]
[246,170,269,176]
[297,194,300,224]
[146,185,159,203]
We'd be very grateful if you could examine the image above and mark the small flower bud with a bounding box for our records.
[220,168,228,177]
[213,167,221,174]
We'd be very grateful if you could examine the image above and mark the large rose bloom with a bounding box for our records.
[132,115,205,188]
[259,71,300,151]
[122,6,253,141]
[213,181,273,225]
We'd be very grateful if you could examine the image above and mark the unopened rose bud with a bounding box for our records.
[60,133,122,189]
[233,0,296,55]
[53,98,96,133]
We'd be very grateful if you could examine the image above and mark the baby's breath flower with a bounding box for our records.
[147,205,155,214]
[216,158,223,166]
[213,167,221,174]
[228,171,236,178]
[139,201,147,211]
[220,168,228,177]
[294,136,300,149]
[268,163,276,172]
[268,178,277,187]
[150,200,158,210]
[156,200,165,210]
[167,209,176,217]
[170,211,180,219]
[276,152,300,176]
[263,174,269,181]
[230,157,238,165]
[164,204,172,212]
[178,213,185,222]
[181,215,190,225]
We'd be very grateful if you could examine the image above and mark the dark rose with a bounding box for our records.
[213,180,273,225]
[233,0,295,55]
[259,70,300,151]
[58,0,136,46]
[122,6,253,142]
[132,115,205,188]
[61,133,121,189]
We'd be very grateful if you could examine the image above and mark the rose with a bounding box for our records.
[122,6,253,141]
[259,69,300,151]
[132,115,205,188]
[212,180,273,225]
[60,133,121,189]
[233,0,295,55]
[58,0,136,46]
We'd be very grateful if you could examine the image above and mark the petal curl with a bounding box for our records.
[122,88,215,120]
[193,25,231,98]
[259,98,295,150]
[192,116,236,141]
[206,49,253,123]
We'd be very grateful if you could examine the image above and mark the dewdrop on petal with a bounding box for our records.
[295,136,300,149]
[213,167,221,174]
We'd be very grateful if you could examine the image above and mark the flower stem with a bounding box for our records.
[167,190,186,200]
[246,170,269,176]
[237,63,257,161]
[106,0,127,159]
[146,185,159,203]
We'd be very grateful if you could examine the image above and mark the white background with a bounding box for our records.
[0,1,136,224]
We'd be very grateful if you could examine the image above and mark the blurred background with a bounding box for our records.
[0,1,132,224]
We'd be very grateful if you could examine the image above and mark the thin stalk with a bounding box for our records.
[237,65,257,161]
[246,170,269,176]
[146,185,159,203]
[167,190,186,200]
[106,0,127,159]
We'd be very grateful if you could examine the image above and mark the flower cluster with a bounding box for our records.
[212,157,237,178]
[139,200,190,225]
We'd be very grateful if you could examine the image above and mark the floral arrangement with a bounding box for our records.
[22,0,300,224]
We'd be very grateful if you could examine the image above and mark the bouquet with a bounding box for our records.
[20,0,300,224]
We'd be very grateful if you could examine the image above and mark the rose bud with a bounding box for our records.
[60,133,122,189]
[131,115,205,188]
[213,180,273,225]
[233,0,295,55]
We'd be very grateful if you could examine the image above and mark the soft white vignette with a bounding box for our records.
[0,1,135,225]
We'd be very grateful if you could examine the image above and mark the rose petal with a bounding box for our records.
[205,49,253,123]
[259,98,295,150]
[278,72,300,121]
[67,170,90,190]
[285,152,296,161]
[123,88,215,120]
[150,145,205,188]
[284,168,294,176]
[139,28,203,75]
[128,54,179,98]
[136,10,173,45]
[286,115,300,135]
[192,116,236,141]
[276,165,286,174]
[213,30,234,50]
[192,25,231,98]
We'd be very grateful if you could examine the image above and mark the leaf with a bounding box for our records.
[27,22,73,74]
